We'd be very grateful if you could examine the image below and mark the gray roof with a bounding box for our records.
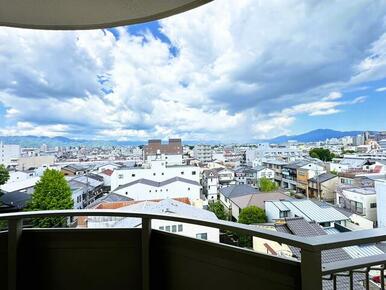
[0,191,31,209]
[90,198,217,228]
[268,199,348,223]
[231,191,290,209]
[275,218,366,289]
[219,184,258,199]
[309,172,337,183]
[114,177,200,192]
[284,160,309,170]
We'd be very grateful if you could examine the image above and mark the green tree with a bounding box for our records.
[26,169,74,228]
[208,201,229,220]
[0,164,10,186]
[237,206,267,248]
[259,177,278,192]
[309,148,335,162]
[238,206,266,224]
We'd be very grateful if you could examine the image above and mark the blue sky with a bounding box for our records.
[0,0,386,142]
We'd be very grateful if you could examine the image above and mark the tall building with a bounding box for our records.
[143,139,183,165]
[193,144,212,163]
[0,142,20,167]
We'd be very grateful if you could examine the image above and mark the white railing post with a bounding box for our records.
[8,218,22,290]
[142,217,152,290]
[301,248,322,290]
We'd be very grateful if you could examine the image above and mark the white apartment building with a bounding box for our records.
[87,199,219,242]
[336,187,377,222]
[193,144,212,163]
[375,178,386,228]
[0,142,20,167]
[111,158,200,191]
[113,177,201,201]
[246,145,304,166]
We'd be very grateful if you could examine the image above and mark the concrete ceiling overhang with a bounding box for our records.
[0,0,212,30]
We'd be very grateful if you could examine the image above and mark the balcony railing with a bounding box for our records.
[1,210,386,290]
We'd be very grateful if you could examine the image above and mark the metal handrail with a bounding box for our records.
[0,209,313,250]
[1,209,386,251]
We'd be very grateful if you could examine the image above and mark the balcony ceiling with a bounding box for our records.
[0,0,212,30]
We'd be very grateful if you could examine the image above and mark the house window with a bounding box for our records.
[125,192,128,195]
[159,226,164,230]
[165,226,171,232]
[196,233,208,240]
[162,172,164,175]
[172,225,177,232]
[370,203,377,208]
[178,224,183,232]
[149,190,151,193]
[279,211,289,218]
[181,171,184,175]
[192,171,196,175]
[132,174,135,177]
[166,189,168,192]
[118,174,123,179]
[153,173,156,176]
[188,187,190,191]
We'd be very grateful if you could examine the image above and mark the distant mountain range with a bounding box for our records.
[263,129,363,143]
[0,135,144,148]
[0,129,368,147]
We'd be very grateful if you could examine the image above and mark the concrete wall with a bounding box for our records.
[113,180,201,201]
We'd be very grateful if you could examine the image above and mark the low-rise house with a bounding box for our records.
[336,187,377,222]
[265,199,348,228]
[87,198,220,243]
[7,170,36,183]
[217,168,235,186]
[112,177,201,202]
[219,184,258,219]
[262,159,288,185]
[0,176,40,194]
[67,174,104,209]
[61,164,89,176]
[234,166,258,187]
[308,172,338,201]
[230,190,290,221]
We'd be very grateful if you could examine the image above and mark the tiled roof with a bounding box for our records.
[219,184,258,198]
[231,191,290,209]
[309,173,337,183]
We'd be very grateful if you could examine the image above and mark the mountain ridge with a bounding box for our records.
[0,129,367,147]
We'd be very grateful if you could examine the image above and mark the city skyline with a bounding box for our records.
[0,0,386,142]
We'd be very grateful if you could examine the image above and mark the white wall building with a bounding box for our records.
[113,177,201,201]
[87,199,219,242]
[111,158,199,191]
[375,178,386,228]
[336,187,377,222]
[202,169,219,201]
[193,144,212,163]
[0,142,20,167]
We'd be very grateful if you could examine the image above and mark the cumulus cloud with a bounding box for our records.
[0,0,386,141]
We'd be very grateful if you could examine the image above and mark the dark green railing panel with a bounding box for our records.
[150,230,301,290]
[17,228,142,290]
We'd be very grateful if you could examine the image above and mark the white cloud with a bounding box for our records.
[376,87,386,92]
[0,0,385,141]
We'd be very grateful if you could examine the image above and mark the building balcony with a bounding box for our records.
[1,210,386,290]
